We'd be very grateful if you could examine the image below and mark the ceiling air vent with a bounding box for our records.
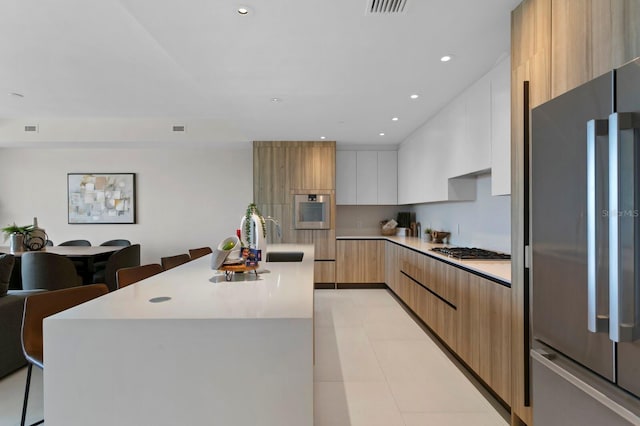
[367,0,408,14]
[172,125,186,133]
[24,125,38,133]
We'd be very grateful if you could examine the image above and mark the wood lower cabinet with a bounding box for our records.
[314,261,335,284]
[386,242,511,407]
[336,240,385,284]
[458,274,512,405]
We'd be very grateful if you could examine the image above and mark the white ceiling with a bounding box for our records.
[0,0,519,147]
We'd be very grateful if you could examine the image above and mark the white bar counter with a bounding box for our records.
[43,244,315,426]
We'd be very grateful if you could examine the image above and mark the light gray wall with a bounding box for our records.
[336,205,404,236]
[413,173,510,253]
[0,146,253,264]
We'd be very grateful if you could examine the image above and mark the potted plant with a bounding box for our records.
[423,227,433,243]
[1,223,34,253]
[241,203,267,250]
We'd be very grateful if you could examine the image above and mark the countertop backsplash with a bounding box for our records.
[336,174,511,254]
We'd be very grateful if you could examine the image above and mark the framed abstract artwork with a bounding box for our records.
[68,173,136,224]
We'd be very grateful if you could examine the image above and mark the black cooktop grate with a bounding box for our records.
[431,247,511,260]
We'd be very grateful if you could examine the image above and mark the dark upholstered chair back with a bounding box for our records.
[21,252,82,291]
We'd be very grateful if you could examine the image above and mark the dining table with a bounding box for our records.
[0,246,120,287]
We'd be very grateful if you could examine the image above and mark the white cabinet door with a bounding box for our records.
[336,151,356,205]
[462,74,492,176]
[377,151,397,204]
[490,56,511,195]
[356,151,378,204]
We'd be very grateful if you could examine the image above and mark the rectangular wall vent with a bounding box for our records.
[24,125,38,133]
[172,125,186,132]
[367,0,408,14]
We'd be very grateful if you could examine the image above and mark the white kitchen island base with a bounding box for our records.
[43,244,314,426]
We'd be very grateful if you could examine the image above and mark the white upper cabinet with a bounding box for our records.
[397,56,511,203]
[356,151,378,204]
[337,150,398,205]
[336,151,357,204]
[377,151,397,205]
[490,56,511,195]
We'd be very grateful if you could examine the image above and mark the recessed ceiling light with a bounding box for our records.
[392,117,399,121]
[410,94,419,99]
[271,97,282,103]
[320,136,326,140]
[238,7,249,15]
[440,55,452,62]
[8,92,24,98]
[379,132,385,136]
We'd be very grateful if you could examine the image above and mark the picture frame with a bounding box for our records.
[68,173,136,224]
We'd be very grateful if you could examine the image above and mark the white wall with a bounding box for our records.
[0,146,253,264]
[413,173,510,253]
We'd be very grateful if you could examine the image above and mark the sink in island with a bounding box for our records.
[43,244,315,426]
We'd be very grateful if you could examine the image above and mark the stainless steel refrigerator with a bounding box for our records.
[531,58,640,425]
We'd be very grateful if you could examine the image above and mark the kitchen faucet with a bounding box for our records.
[265,216,282,241]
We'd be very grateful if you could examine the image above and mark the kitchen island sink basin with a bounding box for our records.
[266,251,304,262]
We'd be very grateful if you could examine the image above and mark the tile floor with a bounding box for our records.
[0,289,509,426]
[313,289,509,426]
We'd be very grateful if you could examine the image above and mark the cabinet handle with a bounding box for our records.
[608,112,640,342]
[586,119,610,333]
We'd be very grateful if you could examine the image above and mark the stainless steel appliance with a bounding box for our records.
[293,194,330,230]
[431,247,511,260]
[531,58,640,425]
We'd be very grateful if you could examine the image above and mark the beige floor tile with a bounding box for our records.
[314,326,385,382]
[345,289,401,307]
[402,411,509,426]
[361,306,428,341]
[371,339,452,381]
[387,377,490,413]
[314,291,364,328]
[314,381,405,426]
[0,367,43,426]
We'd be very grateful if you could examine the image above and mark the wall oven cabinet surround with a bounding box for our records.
[293,194,331,230]
[253,141,336,285]
[336,150,397,205]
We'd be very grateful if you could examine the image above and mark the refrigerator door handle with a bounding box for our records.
[609,112,640,343]
[587,119,610,333]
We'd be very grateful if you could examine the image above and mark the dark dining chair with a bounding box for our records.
[116,263,163,289]
[161,254,191,271]
[189,247,212,260]
[20,284,108,426]
[58,240,91,247]
[99,239,131,247]
[92,244,141,292]
[44,240,53,247]
[21,252,82,291]
[0,254,15,296]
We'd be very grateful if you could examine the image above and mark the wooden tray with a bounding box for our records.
[218,263,259,281]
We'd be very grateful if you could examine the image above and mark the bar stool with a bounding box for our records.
[116,263,163,288]
[20,284,108,426]
[160,254,191,270]
[188,247,212,260]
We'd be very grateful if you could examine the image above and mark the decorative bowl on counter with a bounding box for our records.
[431,231,450,244]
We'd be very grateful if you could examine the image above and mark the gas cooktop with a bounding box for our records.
[431,247,511,260]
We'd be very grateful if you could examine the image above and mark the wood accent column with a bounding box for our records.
[511,0,551,424]
[253,141,337,285]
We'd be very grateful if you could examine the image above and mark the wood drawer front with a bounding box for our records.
[336,240,385,284]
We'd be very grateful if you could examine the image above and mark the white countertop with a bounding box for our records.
[51,243,315,320]
[337,235,511,284]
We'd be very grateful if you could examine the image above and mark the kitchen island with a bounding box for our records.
[43,244,315,426]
